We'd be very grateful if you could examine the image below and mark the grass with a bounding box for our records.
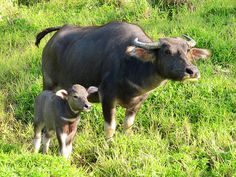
[0,0,235,176]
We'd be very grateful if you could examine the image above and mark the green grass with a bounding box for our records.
[0,0,235,176]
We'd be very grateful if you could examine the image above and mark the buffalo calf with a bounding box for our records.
[33,84,98,159]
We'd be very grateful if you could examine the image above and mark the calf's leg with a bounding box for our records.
[67,143,73,158]
[33,122,44,153]
[56,128,69,159]
[66,125,78,158]
[42,129,52,154]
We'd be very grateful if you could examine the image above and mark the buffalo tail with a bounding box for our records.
[35,26,61,47]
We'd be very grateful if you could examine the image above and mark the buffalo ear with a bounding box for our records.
[56,89,68,99]
[87,86,98,95]
[190,48,211,60]
[126,46,156,62]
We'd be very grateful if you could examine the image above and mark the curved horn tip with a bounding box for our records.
[181,34,196,47]
[181,34,194,41]
[181,34,189,38]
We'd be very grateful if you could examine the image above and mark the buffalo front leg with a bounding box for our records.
[101,95,116,140]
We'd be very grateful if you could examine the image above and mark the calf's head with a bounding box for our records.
[126,35,210,81]
[56,84,98,112]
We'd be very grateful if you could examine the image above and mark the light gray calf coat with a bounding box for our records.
[33,84,97,159]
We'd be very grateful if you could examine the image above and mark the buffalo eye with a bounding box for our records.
[73,95,78,99]
[165,49,171,55]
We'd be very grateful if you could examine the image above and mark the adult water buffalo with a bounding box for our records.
[36,22,210,140]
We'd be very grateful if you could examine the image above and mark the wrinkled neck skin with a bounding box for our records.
[124,59,167,95]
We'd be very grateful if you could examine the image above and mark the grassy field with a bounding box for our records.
[0,0,235,176]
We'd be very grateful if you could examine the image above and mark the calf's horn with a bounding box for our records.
[133,38,161,50]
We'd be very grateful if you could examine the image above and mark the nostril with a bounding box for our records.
[84,104,91,109]
[185,68,194,75]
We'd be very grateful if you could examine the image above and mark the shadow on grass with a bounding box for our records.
[150,0,195,20]
[204,7,236,18]
[75,147,98,170]
[16,0,49,6]
[0,143,21,154]
[202,7,236,26]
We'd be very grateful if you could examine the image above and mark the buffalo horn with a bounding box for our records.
[181,34,196,47]
[133,38,161,50]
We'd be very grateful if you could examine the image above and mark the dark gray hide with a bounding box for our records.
[36,22,210,139]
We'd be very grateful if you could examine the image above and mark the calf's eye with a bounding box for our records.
[73,95,78,99]
[165,49,171,55]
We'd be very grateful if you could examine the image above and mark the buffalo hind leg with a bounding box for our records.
[123,94,148,134]
[42,70,58,91]
[123,104,141,134]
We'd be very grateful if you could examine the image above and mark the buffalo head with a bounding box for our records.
[126,35,210,81]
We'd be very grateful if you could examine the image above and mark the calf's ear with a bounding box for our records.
[87,86,98,95]
[190,48,211,60]
[126,46,155,62]
[56,89,68,99]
